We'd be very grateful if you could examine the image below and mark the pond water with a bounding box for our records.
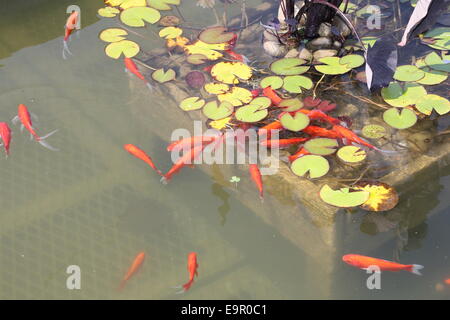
[0,0,449,299]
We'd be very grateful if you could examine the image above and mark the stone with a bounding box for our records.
[306,37,333,50]
[285,48,299,58]
[263,40,288,57]
[318,23,332,38]
[313,49,337,61]
[263,30,279,42]
[333,40,342,49]
[336,103,359,118]
[332,14,352,37]
[298,47,312,60]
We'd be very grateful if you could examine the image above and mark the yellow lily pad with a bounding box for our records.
[120,7,161,27]
[204,83,230,95]
[99,28,128,43]
[159,26,183,39]
[148,0,181,11]
[152,68,176,83]
[354,181,399,212]
[211,61,252,84]
[184,40,228,61]
[217,87,253,106]
[208,117,233,130]
[105,40,140,59]
[98,7,121,18]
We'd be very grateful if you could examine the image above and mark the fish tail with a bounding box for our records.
[410,264,424,276]
[259,194,264,203]
[182,279,194,292]
[160,176,169,185]
[117,280,127,291]
[37,129,59,151]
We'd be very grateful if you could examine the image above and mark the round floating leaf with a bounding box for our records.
[120,7,161,27]
[152,68,176,83]
[203,101,234,120]
[235,104,268,123]
[199,26,235,44]
[291,155,329,179]
[217,87,253,106]
[304,138,339,155]
[415,67,447,85]
[159,26,182,39]
[361,36,378,47]
[381,82,427,107]
[415,58,428,68]
[270,58,309,75]
[250,97,271,110]
[424,27,450,39]
[211,61,252,84]
[119,0,147,9]
[204,83,229,95]
[99,28,128,42]
[148,0,181,10]
[105,40,140,59]
[340,54,365,69]
[424,51,450,72]
[337,146,367,163]
[98,7,120,18]
[383,108,417,129]
[415,94,450,115]
[354,181,399,212]
[184,40,228,61]
[279,112,310,132]
[159,15,181,27]
[207,116,233,130]
[179,97,205,111]
[282,75,313,93]
[319,185,370,208]
[260,76,283,90]
[315,57,350,75]
[186,54,208,65]
[278,98,303,112]
[393,65,425,82]
[362,124,387,139]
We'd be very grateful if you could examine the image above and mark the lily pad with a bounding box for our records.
[120,7,161,27]
[383,108,417,129]
[184,41,227,61]
[105,40,140,59]
[282,75,313,93]
[203,101,234,120]
[159,26,183,39]
[179,97,205,111]
[235,104,268,123]
[260,76,283,90]
[186,54,208,65]
[250,97,271,110]
[98,7,120,18]
[354,181,399,212]
[199,26,235,44]
[319,185,370,208]
[315,57,350,75]
[152,68,176,83]
[415,94,450,115]
[362,124,387,139]
[211,61,252,84]
[381,82,427,107]
[115,0,147,9]
[278,98,303,112]
[204,83,229,95]
[270,58,309,75]
[207,117,233,130]
[279,112,310,132]
[415,67,447,85]
[340,54,365,69]
[393,65,425,82]
[99,28,128,42]
[291,155,330,179]
[304,138,339,155]
[424,52,450,72]
[218,87,253,107]
[148,0,181,10]
[337,146,367,164]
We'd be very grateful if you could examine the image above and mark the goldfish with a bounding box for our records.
[299,109,341,125]
[63,10,79,59]
[445,278,450,285]
[262,86,282,106]
[343,254,424,275]
[167,135,218,152]
[225,49,249,64]
[119,251,146,290]
[258,120,283,138]
[332,125,377,150]
[12,104,58,151]
[124,144,163,176]
[249,164,264,201]
[303,125,341,139]
[288,147,310,162]
[179,252,199,293]
[0,122,12,157]
[161,144,205,183]
[124,58,152,90]
[260,137,309,148]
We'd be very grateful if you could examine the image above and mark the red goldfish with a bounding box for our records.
[303,125,341,139]
[343,254,424,275]
[225,49,249,64]
[161,144,205,183]
[288,147,310,162]
[180,252,199,293]
[298,109,341,125]
[124,144,163,176]
[63,10,79,59]
[13,104,58,151]
[124,58,152,90]
[258,121,283,138]
[249,164,263,201]
[167,135,218,152]
[332,125,377,150]
[260,137,309,148]
[119,251,146,290]
[445,279,450,285]
[262,87,282,106]
[0,122,12,157]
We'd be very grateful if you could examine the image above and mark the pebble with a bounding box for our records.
[298,47,312,60]
[313,49,337,61]
[263,41,288,57]
[306,37,333,50]
[285,48,299,58]
[318,23,332,38]
[332,14,352,37]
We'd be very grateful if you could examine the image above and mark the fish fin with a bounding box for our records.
[40,129,58,140]
[259,195,264,203]
[39,140,59,151]
[12,116,20,126]
[63,41,73,57]
[30,132,34,140]
[160,176,169,185]
[410,264,424,276]
[20,124,24,132]
[182,279,193,292]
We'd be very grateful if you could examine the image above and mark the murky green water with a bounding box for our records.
[0,0,449,300]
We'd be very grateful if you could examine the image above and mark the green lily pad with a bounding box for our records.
[120,6,161,27]
[278,98,303,112]
[424,52,450,73]
[187,54,208,65]
[235,104,268,123]
[203,100,234,120]
[99,28,128,42]
[424,27,450,40]
[282,75,313,93]
[340,54,365,69]
[152,68,176,83]
[425,38,450,51]
[393,65,425,82]
[279,112,310,132]
[381,82,427,107]
[105,40,140,59]
[319,185,370,208]
[304,138,339,155]
[415,67,448,85]
[198,26,235,44]
[315,57,349,75]
[337,146,367,164]
[270,58,309,75]
[98,7,121,18]
[362,124,387,139]
[361,36,379,47]
[415,94,450,115]
[291,155,330,179]
[383,108,417,129]
[148,0,181,11]
[179,97,205,111]
[260,76,283,90]
[250,97,271,110]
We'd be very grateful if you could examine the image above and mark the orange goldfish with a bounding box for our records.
[260,137,309,148]
[225,49,249,64]
[303,125,341,139]
[445,278,450,285]
[167,135,218,152]
[258,121,283,138]
[299,109,341,125]
[343,254,424,275]
[180,252,199,293]
[161,144,205,183]
[249,164,263,201]
[0,122,12,157]
[124,144,163,176]
[262,86,282,106]
[62,10,79,59]
[124,58,152,90]
[332,125,377,150]
[288,147,310,162]
[119,251,146,290]
[13,104,58,151]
